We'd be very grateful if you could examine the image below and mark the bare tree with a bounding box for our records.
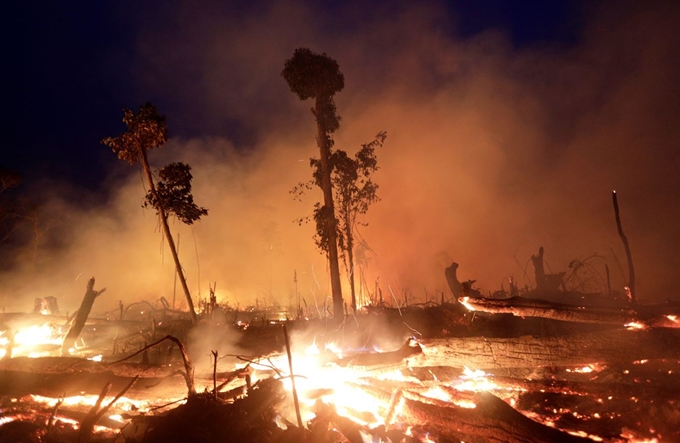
[102,103,207,326]
[282,48,345,319]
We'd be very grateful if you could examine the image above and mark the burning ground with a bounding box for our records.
[1,297,680,442]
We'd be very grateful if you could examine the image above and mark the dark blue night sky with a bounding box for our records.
[2,0,680,313]
[6,0,585,188]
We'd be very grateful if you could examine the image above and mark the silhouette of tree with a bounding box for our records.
[282,48,345,319]
[144,162,207,225]
[102,103,206,325]
[329,132,386,313]
[295,133,386,313]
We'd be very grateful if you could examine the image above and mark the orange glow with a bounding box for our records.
[1,323,65,358]
[624,321,647,330]
[459,297,476,311]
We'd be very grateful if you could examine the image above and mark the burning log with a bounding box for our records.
[491,373,680,401]
[62,277,106,356]
[312,401,366,443]
[410,329,680,370]
[0,336,199,399]
[337,336,423,367]
[462,296,680,328]
[400,390,591,443]
[4,311,679,442]
[0,356,186,399]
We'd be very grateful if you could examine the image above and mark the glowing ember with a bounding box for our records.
[0,323,66,358]
[621,429,660,443]
[452,366,502,392]
[29,394,147,414]
[625,321,647,330]
[568,430,604,441]
[1,327,677,442]
[566,363,605,373]
[459,296,476,311]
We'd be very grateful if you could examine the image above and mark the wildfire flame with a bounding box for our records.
[459,296,475,311]
[1,322,673,442]
[0,323,65,358]
[624,321,647,330]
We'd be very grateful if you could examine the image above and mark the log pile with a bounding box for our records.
[5,320,680,442]
[3,272,680,443]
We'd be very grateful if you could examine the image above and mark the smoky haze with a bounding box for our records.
[1,0,679,314]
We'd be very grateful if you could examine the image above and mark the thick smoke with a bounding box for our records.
[1,0,679,316]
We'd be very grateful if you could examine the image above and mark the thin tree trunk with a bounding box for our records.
[346,213,357,313]
[315,95,344,320]
[612,190,636,304]
[139,149,198,326]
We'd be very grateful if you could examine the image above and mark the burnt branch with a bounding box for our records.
[107,334,196,396]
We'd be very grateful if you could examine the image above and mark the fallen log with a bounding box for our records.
[0,351,253,400]
[492,374,680,402]
[0,364,186,399]
[336,336,423,367]
[462,296,680,328]
[409,329,680,370]
[399,390,591,443]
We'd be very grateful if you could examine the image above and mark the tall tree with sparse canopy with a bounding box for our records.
[102,103,207,326]
[282,48,345,319]
[329,132,386,313]
[294,132,386,314]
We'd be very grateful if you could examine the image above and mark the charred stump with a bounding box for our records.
[61,278,106,356]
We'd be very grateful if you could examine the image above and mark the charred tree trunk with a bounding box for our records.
[316,95,344,320]
[400,391,590,443]
[612,190,636,304]
[445,262,462,302]
[531,247,547,290]
[61,278,105,356]
[346,212,357,313]
[462,296,680,328]
[410,329,680,370]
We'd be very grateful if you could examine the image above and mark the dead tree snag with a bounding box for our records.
[61,277,105,356]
